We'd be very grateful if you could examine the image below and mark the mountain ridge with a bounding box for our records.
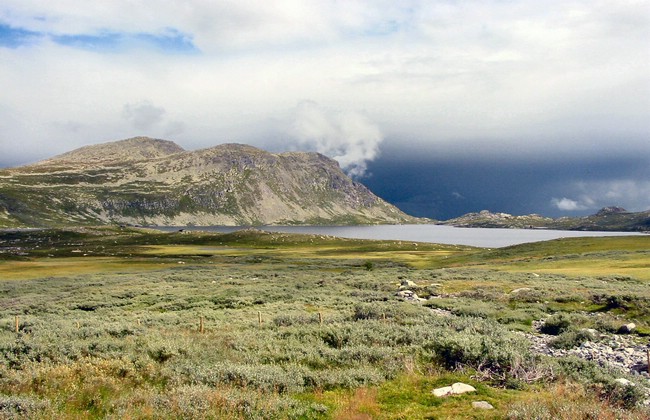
[439,208,650,232]
[0,137,417,227]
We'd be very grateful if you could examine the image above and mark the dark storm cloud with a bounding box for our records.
[363,142,650,220]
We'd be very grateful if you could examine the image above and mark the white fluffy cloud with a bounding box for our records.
[0,0,649,168]
[551,197,588,211]
[552,180,650,213]
[289,101,382,178]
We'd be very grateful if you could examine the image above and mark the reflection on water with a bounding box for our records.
[154,224,642,248]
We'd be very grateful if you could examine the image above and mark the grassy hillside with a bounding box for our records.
[1,228,649,418]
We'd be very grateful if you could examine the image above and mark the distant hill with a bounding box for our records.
[440,208,650,232]
[0,137,417,227]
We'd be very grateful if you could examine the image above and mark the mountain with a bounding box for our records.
[439,210,554,229]
[0,137,417,227]
[440,208,650,232]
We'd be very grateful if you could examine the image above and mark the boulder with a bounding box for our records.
[401,279,418,288]
[432,382,476,397]
[472,401,494,410]
[618,323,636,334]
[396,290,421,301]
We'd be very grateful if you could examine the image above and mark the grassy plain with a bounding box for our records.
[1,227,649,418]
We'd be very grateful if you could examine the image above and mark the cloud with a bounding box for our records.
[289,101,382,178]
[551,180,650,213]
[551,197,588,211]
[0,0,648,172]
[122,101,166,131]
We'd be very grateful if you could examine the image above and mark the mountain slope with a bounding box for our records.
[0,137,416,227]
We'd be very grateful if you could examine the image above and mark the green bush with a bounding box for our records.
[549,329,594,349]
[539,314,572,335]
[554,357,646,409]
[425,318,538,385]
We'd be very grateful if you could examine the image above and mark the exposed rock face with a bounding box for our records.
[596,206,628,216]
[0,137,417,227]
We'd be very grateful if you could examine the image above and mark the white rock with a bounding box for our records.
[451,382,477,394]
[432,386,453,397]
[472,401,494,410]
[432,382,477,397]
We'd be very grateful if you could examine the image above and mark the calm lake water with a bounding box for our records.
[155,225,643,248]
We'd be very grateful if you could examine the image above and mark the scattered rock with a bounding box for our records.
[432,382,476,397]
[523,320,650,378]
[472,401,494,410]
[510,287,532,294]
[396,290,424,302]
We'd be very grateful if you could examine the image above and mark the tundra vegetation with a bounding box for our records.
[1,227,649,419]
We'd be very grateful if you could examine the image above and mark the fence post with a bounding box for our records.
[199,316,204,333]
[258,311,262,325]
[14,316,19,333]
[318,312,323,325]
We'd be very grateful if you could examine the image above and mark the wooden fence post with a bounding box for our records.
[318,312,323,325]
[199,316,204,334]
[14,316,19,333]
[258,311,262,325]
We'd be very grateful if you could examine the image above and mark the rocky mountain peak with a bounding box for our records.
[595,207,628,216]
[35,136,185,166]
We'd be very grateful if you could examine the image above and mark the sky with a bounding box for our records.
[1,1,649,219]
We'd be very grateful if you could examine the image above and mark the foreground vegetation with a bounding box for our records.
[1,227,649,418]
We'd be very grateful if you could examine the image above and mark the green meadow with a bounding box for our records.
[1,227,649,419]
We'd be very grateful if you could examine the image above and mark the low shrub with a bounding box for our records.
[0,395,51,419]
[549,329,594,350]
[554,357,646,409]
[539,314,572,335]
[425,318,540,385]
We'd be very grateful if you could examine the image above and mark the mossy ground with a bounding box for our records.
[1,227,649,418]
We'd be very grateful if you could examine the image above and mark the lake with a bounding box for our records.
[154,224,643,248]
